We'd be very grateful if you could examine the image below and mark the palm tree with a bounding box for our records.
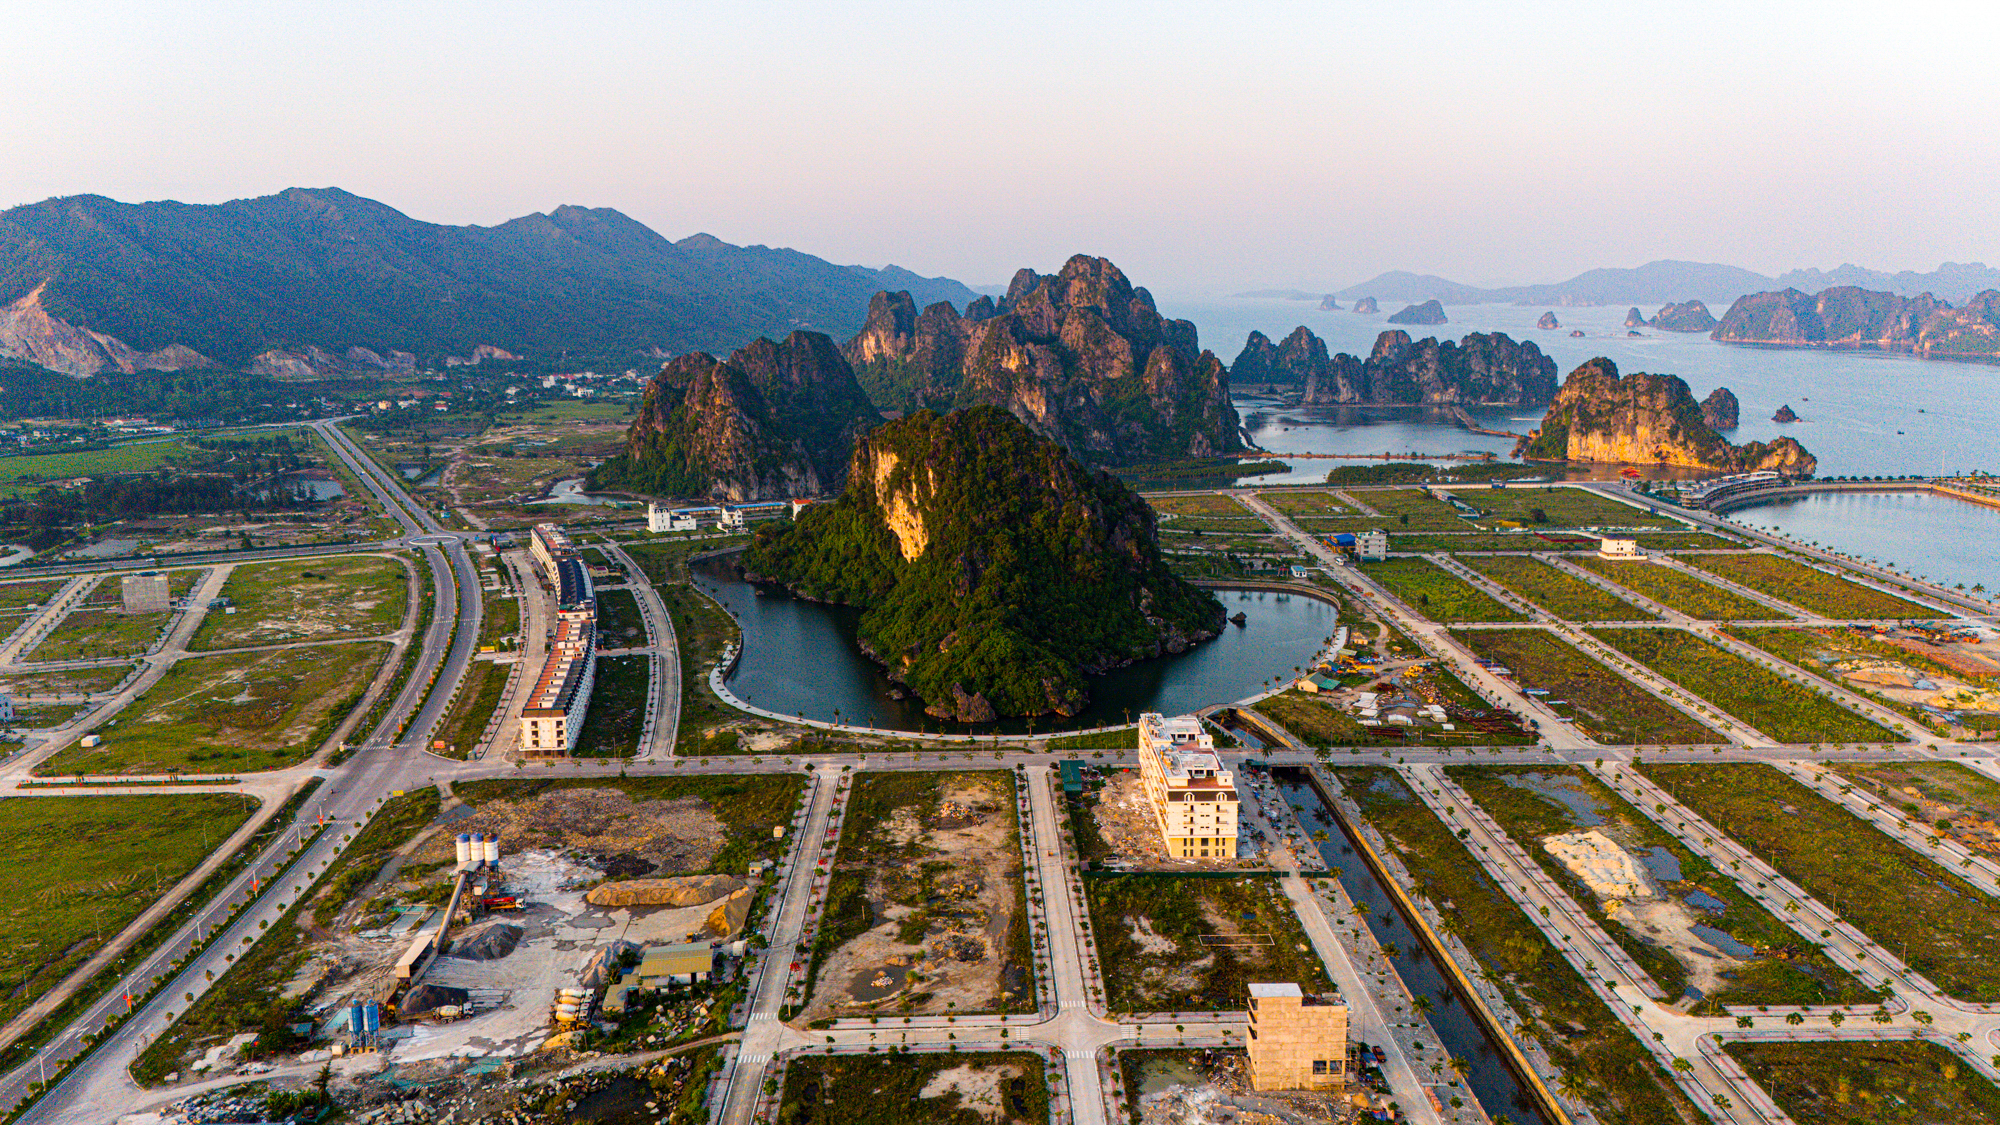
[1556,1070,1590,1102]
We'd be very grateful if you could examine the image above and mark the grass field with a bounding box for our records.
[1639,762,2000,1002]
[131,789,441,1085]
[1143,493,1254,516]
[26,608,171,662]
[0,663,134,697]
[0,440,190,495]
[1683,553,1938,619]
[1573,556,1774,620]
[1460,555,1656,621]
[0,579,66,612]
[0,793,257,1032]
[1259,491,1348,516]
[1255,688,1532,748]
[596,587,647,647]
[1349,489,1473,531]
[777,1052,1048,1125]
[1589,627,1902,743]
[40,642,390,775]
[1358,558,1523,622]
[1450,766,1874,1011]
[571,654,648,757]
[1725,1040,2000,1125]
[1086,873,1329,1013]
[1452,628,1718,744]
[1461,487,1683,529]
[427,657,506,758]
[1333,767,1702,1125]
[192,555,408,650]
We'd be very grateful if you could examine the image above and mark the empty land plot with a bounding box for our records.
[1333,767,1702,1125]
[1588,627,1901,743]
[1725,1039,2000,1125]
[40,642,390,775]
[25,570,203,662]
[804,771,1032,1019]
[1460,555,1656,621]
[0,793,257,1031]
[0,579,66,612]
[0,663,134,697]
[596,587,646,647]
[571,654,648,758]
[1835,761,2000,862]
[777,1052,1048,1125]
[1463,487,1682,528]
[1086,873,1328,1013]
[1450,766,1872,1010]
[1640,762,2000,1001]
[1392,533,1594,553]
[192,555,407,650]
[1573,556,1773,620]
[1255,688,1532,748]
[1683,553,1938,619]
[1144,493,1252,516]
[1358,558,1522,622]
[1259,491,1348,516]
[1452,628,1718,744]
[1350,489,1473,531]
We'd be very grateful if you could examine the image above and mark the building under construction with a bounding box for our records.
[520,524,598,756]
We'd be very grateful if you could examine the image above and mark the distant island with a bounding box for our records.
[1352,297,1379,314]
[1229,326,1556,406]
[1518,358,1815,474]
[741,406,1223,722]
[1649,300,1718,332]
[1387,300,1448,326]
[1713,285,2000,360]
[1323,259,2000,308]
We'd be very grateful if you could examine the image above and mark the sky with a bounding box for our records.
[4,0,1998,294]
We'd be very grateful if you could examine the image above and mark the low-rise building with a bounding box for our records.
[1246,982,1352,1092]
[1356,529,1388,561]
[647,503,697,533]
[1136,713,1238,859]
[121,573,171,614]
[1598,536,1642,560]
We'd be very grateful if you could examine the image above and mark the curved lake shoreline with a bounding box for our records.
[693,557,1337,734]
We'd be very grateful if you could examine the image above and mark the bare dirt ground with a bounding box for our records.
[1091,773,1255,872]
[413,789,726,874]
[801,774,1027,1021]
[1132,1051,1368,1125]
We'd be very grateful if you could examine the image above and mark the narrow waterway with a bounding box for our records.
[1272,767,1549,1125]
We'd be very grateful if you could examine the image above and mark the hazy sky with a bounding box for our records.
[6,0,1997,293]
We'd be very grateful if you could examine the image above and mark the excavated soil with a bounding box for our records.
[413,788,725,873]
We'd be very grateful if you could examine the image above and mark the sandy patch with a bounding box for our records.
[920,1062,1022,1120]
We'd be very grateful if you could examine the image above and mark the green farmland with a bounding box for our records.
[1589,627,1903,743]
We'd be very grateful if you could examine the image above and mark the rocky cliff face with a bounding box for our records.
[839,255,1240,464]
[1518,358,1815,474]
[248,345,417,379]
[1623,307,1646,328]
[1387,299,1448,325]
[1352,297,1379,314]
[1537,312,1561,330]
[1773,404,1799,423]
[594,330,881,502]
[1650,300,1718,332]
[741,405,1222,721]
[0,282,210,377]
[1713,285,2000,358]
[1699,387,1740,430]
[1232,326,1557,406]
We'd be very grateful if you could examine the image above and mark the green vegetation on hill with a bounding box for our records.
[743,407,1222,721]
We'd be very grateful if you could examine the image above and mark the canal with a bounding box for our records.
[1272,767,1550,1125]
[694,558,1339,734]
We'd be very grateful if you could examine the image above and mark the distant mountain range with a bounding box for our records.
[0,187,975,375]
[1229,260,2000,308]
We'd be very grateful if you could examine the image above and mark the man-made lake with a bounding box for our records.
[1727,489,2000,594]
[1162,295,2000,482]
[695,558,1336,733]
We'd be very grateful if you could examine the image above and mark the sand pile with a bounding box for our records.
[586,874,743,907]
[416,788,725,871]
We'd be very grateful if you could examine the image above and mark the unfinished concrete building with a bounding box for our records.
[1246,982,1352,1092]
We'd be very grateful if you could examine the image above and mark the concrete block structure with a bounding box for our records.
[1136,712,1238,859]
[1246,982,1352,1092]
[121,573,171,613]
[1598,536,1642,560]
[1356,529,1388,561]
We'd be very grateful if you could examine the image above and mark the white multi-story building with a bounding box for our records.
[1356,529,1388,561]
[520,523,598,756]
[1136,712,1239,859]
[1598,537,1642,560]
[647,503,698,533]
